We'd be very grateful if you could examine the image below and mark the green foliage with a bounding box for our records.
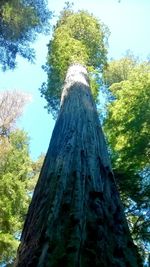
[104,61,150,172]
[103,57,150,260]
[2,89,42,265]
[0,90,44,264]
[0,130,31,263]
[0,0,52,70]
[0,130,44,264]
[103,54,137,87]
[41,5,109,115]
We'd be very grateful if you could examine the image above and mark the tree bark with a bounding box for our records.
[15,64,142,267]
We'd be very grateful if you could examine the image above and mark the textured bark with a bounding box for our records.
[15,64,142,267]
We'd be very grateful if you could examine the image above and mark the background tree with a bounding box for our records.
[0,90,43,266]
[103,58,150,171]
[103,56,150,260]
[0,90,31,136]
[15,7,141,267]
[0,0,52,70]
[103,54,137,88]
[0,130,32,264]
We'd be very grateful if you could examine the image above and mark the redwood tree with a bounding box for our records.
[15,7,142,267]
[15,64,141,267]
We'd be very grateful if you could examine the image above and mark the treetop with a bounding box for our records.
[40,6,109,116]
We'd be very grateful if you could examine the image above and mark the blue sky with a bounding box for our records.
[0,0,149,160]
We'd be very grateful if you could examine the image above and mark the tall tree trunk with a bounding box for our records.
[15,64,142,267]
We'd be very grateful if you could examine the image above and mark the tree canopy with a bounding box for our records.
[0,130,31,264]
[40,5,109,115]
[0,0,52,70]
[103,56,150,259]
[103,58,150,173]
[0,90,44,265]
[0,90,30,136]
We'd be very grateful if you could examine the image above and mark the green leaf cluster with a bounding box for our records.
[1,0,38,40]
[0,90,45,264]
[0,0,52,70]
[41,6,109,115]
[0,130,44,265]
[103,56,150,259]
[104,60,150,172]
[103,54,137,87]
[0,130,31,263]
